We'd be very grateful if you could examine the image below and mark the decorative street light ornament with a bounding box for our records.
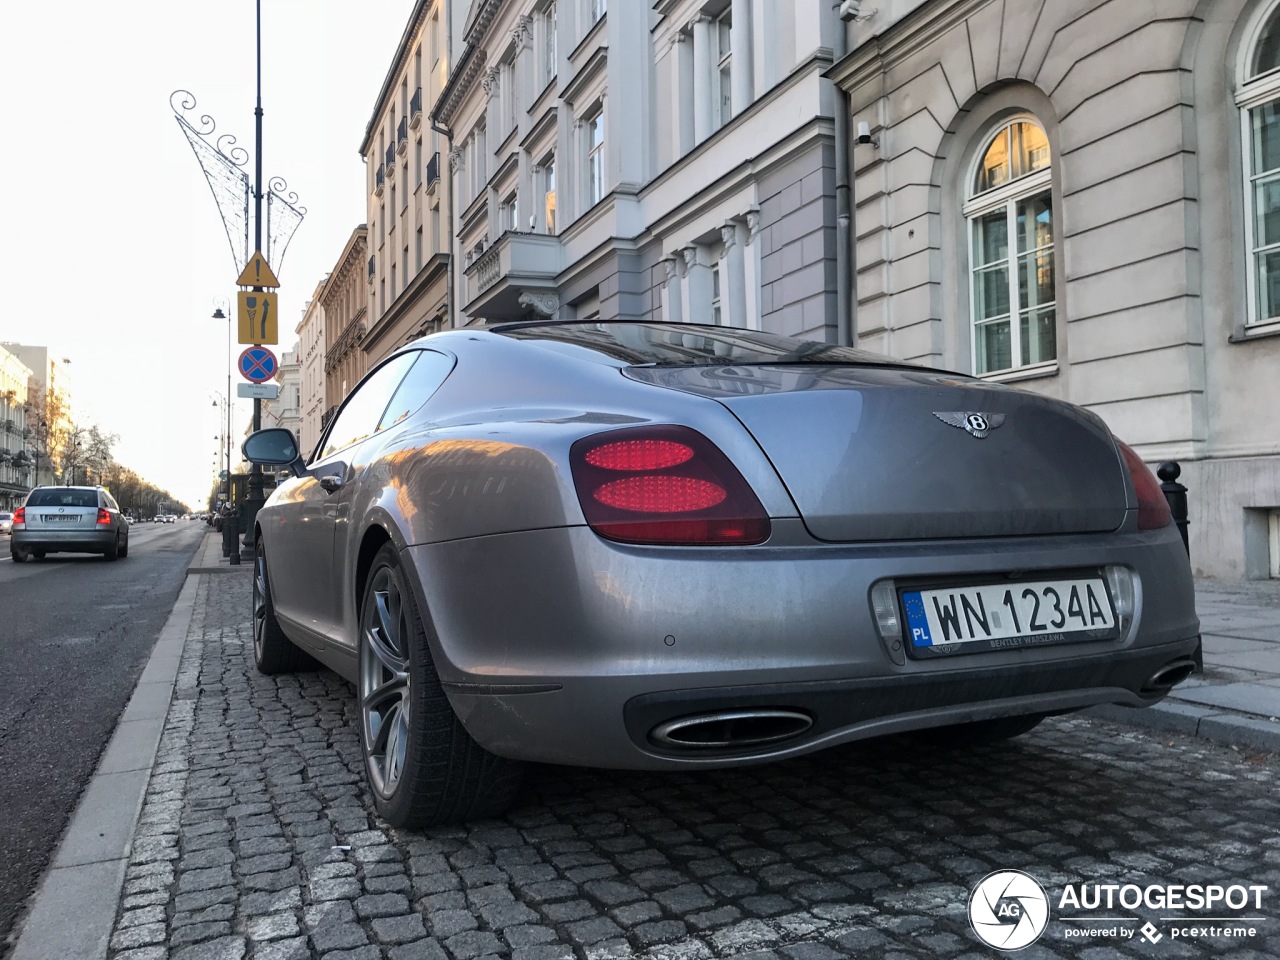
[169,90,306,278]
[170,89,252,274]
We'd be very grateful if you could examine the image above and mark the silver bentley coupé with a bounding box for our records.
[241,321,1200,828]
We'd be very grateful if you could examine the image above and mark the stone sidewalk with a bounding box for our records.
[1089,577,1280,750]
[9,533,1279,960]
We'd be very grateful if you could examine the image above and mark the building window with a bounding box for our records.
[1240,5,1280,326]
[500,192,519,232]
[964,119,1055,376]
[711,262,722,325]
[585,107,605,207]
[544,158,557,235]
[416,227,423,270]
[591,0,606,24]
[389,188,396,231]
[715,8,732,129]
[430,12,440,65]
[544,3,557,85]
[415,138,422,187]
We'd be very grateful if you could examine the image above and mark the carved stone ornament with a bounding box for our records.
[511,15,533,50]
[518,291,561,316]
[681,246,700,272]
[448,148,465,171]
[482,67,501,98]
[720,223,738,254]
[662,257,680,285]
[746,209,762,242]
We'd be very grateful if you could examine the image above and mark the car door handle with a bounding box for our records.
[318,475,344,493]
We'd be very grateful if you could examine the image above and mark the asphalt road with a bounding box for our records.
[0,521,203,954]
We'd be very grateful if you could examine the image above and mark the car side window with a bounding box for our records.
[378,350,455,430]
[318,352,419,461]
[104,493,120,511]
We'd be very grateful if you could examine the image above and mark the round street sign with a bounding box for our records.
[239,346,278,384]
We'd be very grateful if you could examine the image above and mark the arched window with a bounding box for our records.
[964,119,1055,375]
[1238,4,1280,327]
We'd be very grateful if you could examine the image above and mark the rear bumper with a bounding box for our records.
[13,528,118,554]
[405,520,1200,770]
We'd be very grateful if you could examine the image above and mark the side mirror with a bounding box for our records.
[242,428,306,477]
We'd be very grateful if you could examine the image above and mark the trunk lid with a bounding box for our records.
[624,364,1130,541]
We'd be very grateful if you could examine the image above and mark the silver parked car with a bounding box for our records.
[242,322,1199,828]
[11,485,130,562]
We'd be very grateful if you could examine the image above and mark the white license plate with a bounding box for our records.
[901,576,1117,657]
[42,514,79,522]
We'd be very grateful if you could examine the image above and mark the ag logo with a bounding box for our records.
[969,870,1049,951]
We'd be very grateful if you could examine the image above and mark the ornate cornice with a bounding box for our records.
[359,0,434,155]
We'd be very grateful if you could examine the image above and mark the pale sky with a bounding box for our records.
[0,0,417,508]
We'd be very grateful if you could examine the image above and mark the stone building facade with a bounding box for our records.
[431,0,846,335]
[321,226,370,428]
[828,0,1280,578]
[360,0,455,369]
[295,281,327,461]
[0,345,33,509]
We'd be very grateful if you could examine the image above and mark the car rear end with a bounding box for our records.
[405,325,1200,770]
[12,488,117,557]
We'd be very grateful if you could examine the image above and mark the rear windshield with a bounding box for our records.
[493,322,912,368]
[27,489,98,508]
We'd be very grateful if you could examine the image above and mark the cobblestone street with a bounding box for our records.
[104,576,1280,960]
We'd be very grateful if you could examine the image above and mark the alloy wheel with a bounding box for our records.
[360,567,412,799]
[253,545,269,661]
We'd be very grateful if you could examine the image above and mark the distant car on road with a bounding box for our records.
[0,512,12,535]
[241,321,1200,828]
[11,486,129,562]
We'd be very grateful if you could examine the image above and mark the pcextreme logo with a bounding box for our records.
[969,872,1270,951]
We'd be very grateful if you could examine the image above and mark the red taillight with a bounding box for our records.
[1117,440,1172,530]
[13,507,24,525]
[570,425,769,545]
[97,508,112,526]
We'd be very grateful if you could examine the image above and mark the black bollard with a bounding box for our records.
[222,508,241,565]
[1157,461,1189,557]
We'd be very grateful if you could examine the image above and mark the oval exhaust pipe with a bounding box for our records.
[651,710,813,749]
[1143,658,1196,693]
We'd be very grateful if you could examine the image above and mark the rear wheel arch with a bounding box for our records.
[355,525,394,621]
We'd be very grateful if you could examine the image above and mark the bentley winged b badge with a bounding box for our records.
[933,411,1006,438]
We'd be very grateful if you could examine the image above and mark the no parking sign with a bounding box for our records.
[238,346,278,383]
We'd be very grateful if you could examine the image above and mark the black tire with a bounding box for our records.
[359,543,523,828]
[104,535,120,561]
[31,550,45,561]
[253,539,310,674]
[10,548,25,564]
[119,537,129,559]
[925,713,1047,747]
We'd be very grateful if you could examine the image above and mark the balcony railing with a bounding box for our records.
[397,117,408,155]
[425,151,440,189]
[368,255,376,283]
[410,88,422,129]
[463,232,563,318]
[385,144,396,173]
[375,164,385,196]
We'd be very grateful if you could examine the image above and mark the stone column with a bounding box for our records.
[692,15,712,142]
[674,32,694,156]
[742,210,763,329]
[730,0,753,117]
[661,257,683,324]
[722,222,747,329]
